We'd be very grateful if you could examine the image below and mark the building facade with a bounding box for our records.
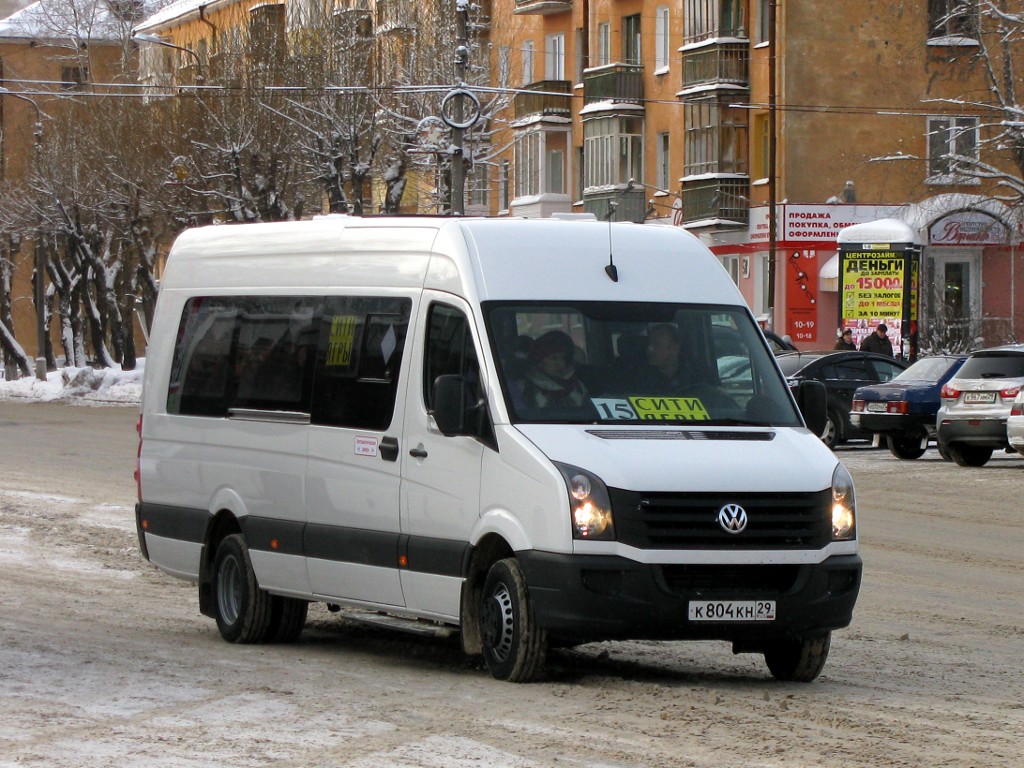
[2,0,1023,363]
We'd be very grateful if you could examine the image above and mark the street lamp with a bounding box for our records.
[133,32,205,85]
[0,86,46,380]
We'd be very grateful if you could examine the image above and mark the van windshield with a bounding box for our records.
[483,302,801,427]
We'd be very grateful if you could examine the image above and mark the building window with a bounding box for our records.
[756,0,770,44]
[498,45,511,85]
[655,6,670,72]
[499,159,510,211]
[597,22,610,67]
[928,0,978,41]
[754,113,769,180]
[583,116,643,189]
[721,254,740,285]
[623,14,641,66]
[574,28,584,82]
[545,33,565,80]
[515,132,540,198]
[522,40,535,85]
[685,0,746,44]
[61,66,88,90]
[656,132,670,191]
[547,149,565,194]
[927,115,979,182]
[683,101,749,177]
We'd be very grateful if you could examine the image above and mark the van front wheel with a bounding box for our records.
[479,558,547,682]
[213,534,273,643]
[764,633,831,682]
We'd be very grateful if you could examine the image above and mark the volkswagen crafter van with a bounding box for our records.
[135,215,861,683]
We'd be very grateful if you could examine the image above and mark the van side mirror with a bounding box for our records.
[432,375,469,436]
[796,379,828,437]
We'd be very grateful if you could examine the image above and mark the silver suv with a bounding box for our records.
[936,344,1024,466]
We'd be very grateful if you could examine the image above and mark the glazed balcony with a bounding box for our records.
[583,63,644,107]
[514,80,572,120]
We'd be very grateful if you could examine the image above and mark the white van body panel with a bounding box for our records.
[514,424,835,494]
[308,560,405,606]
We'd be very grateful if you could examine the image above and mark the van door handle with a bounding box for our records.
[380,436,399,462]
[409,444,428,459]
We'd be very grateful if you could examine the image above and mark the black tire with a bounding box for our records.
[821,409,842,449]
[887,434,927,460]
[947,443,993,467]
[479,558,547,682]
[212,534,274,643]
[267,596,309,643]
[937,443,952,461]
[764,633,831,682]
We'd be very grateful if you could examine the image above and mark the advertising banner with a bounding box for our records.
[838,243,919,359]
[784,251,819,344]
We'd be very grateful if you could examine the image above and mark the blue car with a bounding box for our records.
[850,354,968,459]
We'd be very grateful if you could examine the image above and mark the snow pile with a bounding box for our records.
[0,362,143,406]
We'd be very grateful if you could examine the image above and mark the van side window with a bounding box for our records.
[423,304,480,408]
[311,297,411,430]
[167,296,320,416]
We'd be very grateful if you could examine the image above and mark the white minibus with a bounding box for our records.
[136,215,860,682]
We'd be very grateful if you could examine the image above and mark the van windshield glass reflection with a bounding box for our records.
[484,302,801,427]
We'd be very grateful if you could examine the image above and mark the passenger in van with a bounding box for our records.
[637,324,689,391]
[518,330,589,409]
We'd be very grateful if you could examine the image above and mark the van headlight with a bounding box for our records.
[831,464,857,540]
[555,463,615,540]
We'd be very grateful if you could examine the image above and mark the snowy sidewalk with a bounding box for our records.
[0,364,143,406]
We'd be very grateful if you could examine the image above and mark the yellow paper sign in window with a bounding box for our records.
[327,315,358,367]
[629,396,710,421]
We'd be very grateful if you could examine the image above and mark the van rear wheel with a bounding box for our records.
[212,534,273,643]
[764,633,831,682]
[268,596,309,643]
[479,558,547,682]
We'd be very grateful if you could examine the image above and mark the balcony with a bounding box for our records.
[514,80,572,121]
[583,63,644,107]
[582,186,648,223]
[513,0,571,15]
[680,177,749,226]
[680,42,749,97]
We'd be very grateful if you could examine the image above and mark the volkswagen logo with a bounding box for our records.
[717,503,748,534]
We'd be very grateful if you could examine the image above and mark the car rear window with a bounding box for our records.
[957,352,1024,380]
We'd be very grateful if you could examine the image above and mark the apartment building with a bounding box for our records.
[491,0,1024,349]
[3,0,1022,364]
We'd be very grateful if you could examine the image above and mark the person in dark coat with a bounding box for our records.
[859,323,893,356]
[833,329,856,351]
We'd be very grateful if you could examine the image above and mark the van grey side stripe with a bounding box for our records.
[305,524,398,569]
[138,504,466,578]
[137,503,208,543]
[241,517,305,557]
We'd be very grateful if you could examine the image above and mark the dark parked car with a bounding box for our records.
[763,330,798,355]
[850,354,968,459]
[776,350,909,448]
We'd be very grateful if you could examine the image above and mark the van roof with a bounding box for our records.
[160,216,745,307]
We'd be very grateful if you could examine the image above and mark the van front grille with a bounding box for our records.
[610,489,831,550]
[659,564,802,595]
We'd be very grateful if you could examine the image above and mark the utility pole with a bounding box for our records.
[450,0,470,215]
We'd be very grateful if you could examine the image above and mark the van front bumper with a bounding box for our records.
[517,551,862,644]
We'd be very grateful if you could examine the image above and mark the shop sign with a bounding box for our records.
[928,212,1011,246]
[749,204,896,244]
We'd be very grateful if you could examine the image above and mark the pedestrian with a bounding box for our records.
[859,323,893,357]
[834,329,856,351]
